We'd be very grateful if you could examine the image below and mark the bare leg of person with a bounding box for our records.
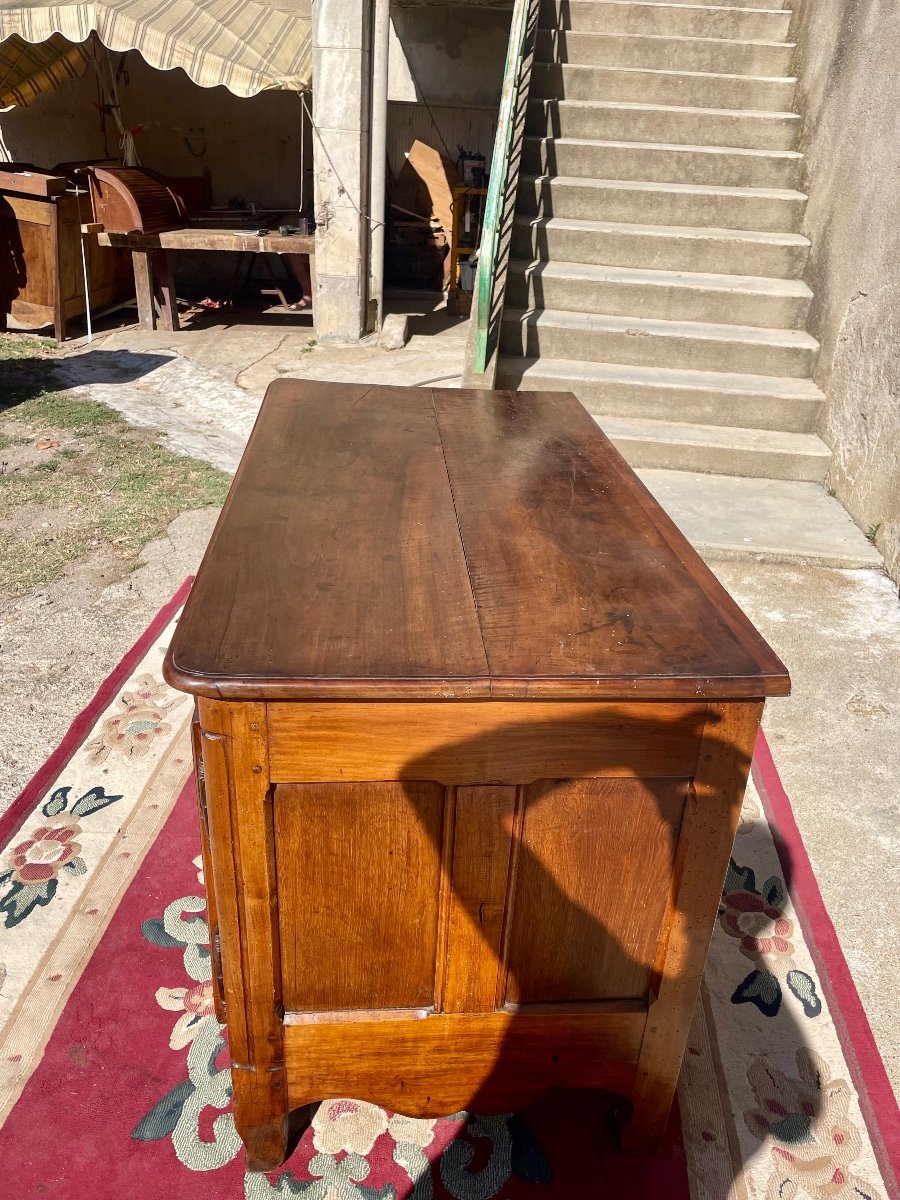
[285,254,312,309]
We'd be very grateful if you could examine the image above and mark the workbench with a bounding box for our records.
[96,227,316,331]
[164,380,789,1172]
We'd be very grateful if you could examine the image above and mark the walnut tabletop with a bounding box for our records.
[167,380,788,702]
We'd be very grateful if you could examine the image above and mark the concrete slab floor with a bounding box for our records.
[3,306,898,1103]
[639,468,882,569]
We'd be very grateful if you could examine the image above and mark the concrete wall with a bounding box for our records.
[792,0,900,583]
[311,0,372,341]
[389,6,512,107]
[0,53,310,210]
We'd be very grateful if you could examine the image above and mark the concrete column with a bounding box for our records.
[368,0,391,331]
[312,0,372,342]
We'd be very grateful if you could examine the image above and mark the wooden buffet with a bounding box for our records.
[0,166,133,341]
[164,380,790,1172]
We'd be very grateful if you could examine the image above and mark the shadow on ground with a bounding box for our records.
[0,349,174,413]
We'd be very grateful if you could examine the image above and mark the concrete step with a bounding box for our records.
[529,63,797,110]
[500,307,819,375]
[496,356,825,431]
[521,135,802,187]
[538,1,793,40]
[526,98,800,150]
[599,414,830,479]
[535,30,796,75]
[624,0,787,7]
[629,0,787,7]
[519,174,807,231]
[506,259,813,327]
[511,215,810,276]
[635,469,883,567]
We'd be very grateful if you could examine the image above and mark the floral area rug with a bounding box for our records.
[0,583,897,1200]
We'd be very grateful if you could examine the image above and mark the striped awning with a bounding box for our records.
[0,0,311,103]
[0,32,90,105]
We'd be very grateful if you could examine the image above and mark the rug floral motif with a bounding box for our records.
[131,858,556,1197]
[0,593,895,1199]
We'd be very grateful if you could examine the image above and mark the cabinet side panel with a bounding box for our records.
[505,778,688,1003]
[275,781,445,1011]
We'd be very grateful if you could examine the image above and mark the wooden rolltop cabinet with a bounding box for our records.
[85,166,187,235]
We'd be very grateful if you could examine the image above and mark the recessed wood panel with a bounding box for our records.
[267,700,706,783]
[274,781,445,1012]
[442,785,518,1013]
[283,1008,645,1116]
[505,778,688,1004]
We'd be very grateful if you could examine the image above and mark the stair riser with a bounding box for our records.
[495,365,822,432]
[519,177,806,232]
[538,0,793,40]
[500,319,817,376]
[530,64,797,110]
[558,0,788,8]
[526,100,800,151]
[511,221,810,275]
[535,31,796,75]
[506,268,811,328]
[606,434,829,480]
[521,138,801,187]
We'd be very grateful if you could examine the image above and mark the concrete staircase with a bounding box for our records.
[497,0,833,484]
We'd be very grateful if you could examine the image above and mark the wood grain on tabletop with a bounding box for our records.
[165,380,788,701]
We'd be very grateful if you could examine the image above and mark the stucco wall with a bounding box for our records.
[792,0,900,583]
[0,52,309,210]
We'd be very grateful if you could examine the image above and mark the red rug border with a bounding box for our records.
[753,728,900,1196]
[0,577,193,850]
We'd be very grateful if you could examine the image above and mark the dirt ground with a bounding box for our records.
[0,333,227,809]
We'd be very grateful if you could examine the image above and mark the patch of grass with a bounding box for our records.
[0,526,84,594]
[0,389,229,596]
[92,433,229,558]
[13,388,123,431]
[0,333,56,361]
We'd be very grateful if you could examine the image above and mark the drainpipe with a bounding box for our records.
[369,0,391,331]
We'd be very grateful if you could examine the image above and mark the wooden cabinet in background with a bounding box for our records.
[0,166,133,341]
[164,381,790,1173]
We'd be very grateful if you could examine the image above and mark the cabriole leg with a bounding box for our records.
[197,699,290,1172]
[623,701,762,1151]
